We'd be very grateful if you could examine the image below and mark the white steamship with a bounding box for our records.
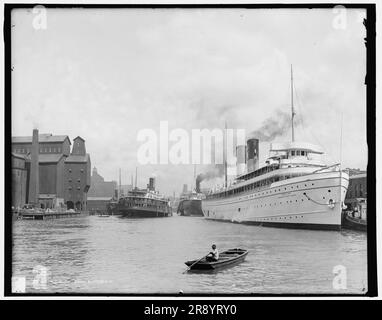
[202,68,349,230]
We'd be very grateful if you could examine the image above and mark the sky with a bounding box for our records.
[11,8,368,196]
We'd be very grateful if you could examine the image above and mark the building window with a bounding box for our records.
[69,169,72,173]
[77,187,81,190]
[77,179,81,182]
[58,147,61,153]
[80,169,84,173]
[69,179,72,182]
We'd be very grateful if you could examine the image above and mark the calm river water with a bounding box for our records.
[12,215,367,294]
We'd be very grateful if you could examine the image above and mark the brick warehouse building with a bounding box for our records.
[64,137,91,210]
[88,167,117,198]
[11,153,29,208]
[12,130,91,210]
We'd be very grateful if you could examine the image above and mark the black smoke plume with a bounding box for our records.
[248,110,293,142]
[197,109,296,186]
[196,164,224,186]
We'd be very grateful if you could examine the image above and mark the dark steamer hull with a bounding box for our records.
[118,207,171,218]
[177,199,203,216]
[343,215,367,232]
[206,218,342,231]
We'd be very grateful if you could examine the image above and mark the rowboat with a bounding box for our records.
[185,248,248,270]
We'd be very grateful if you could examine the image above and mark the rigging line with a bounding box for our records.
[302,192,336,206]
[293,81,336,165]
[292,81,307,138]
[294,83,315,146]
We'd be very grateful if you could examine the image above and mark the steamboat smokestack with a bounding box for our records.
[148,177,156,191]
[236,145,246,176]
[28,128,39,205]
[246,138,259,173]
[196,178,201,193]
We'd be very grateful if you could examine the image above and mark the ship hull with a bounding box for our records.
[202,171,349,230]
[177,199,203,216]
[118,207,171,218]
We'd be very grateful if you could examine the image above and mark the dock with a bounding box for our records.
[17,211,88,220]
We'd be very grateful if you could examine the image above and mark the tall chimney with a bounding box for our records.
[247,138,259,173]
[196,178,201,193]
[236,145,246,176]
[28,128,39,205]
[148,177,156,191]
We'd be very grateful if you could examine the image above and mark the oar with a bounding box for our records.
[183,255,208,273]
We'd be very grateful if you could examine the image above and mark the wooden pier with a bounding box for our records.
[17,211,88,220]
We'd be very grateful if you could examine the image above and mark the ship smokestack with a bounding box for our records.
[246,138,259,173]
[28,128,39,205]
[236,145,246,176]
[148,177,156,191]
[196,178,201,193]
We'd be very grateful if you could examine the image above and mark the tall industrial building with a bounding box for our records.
[64,136,91,210]
[12,130,91,210]
[88,167,117,198]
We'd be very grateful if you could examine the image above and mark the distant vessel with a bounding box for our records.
[177,167,205,216]
[177,191,204,216]
[343,198,367,231]
[116,177,172,217]
[202,66,349,230]
[342,172,367,231]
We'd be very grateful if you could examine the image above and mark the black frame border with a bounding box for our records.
[3,2,377,298]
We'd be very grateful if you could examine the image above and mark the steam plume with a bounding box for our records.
[197,109,297,185]
[248,110,292,142]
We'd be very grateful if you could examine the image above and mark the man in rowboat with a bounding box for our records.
[206,244,219,262]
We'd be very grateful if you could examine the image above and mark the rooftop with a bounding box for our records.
[270,141,324,154]
[39,154,64,163]
[65,153,90,163]
[87,197,112,201]
[12,134,71,144]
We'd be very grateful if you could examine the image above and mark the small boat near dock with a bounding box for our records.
[185,248,248,271]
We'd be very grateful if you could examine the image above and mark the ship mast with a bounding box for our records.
[119,168,121,198]
[224,121,228,189]
[193,164,196,192]
[291,64,296,142]
[135,167,138,189]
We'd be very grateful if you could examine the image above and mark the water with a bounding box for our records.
[12,215,367,294]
